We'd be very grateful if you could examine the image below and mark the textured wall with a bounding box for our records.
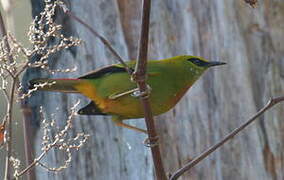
[23,0,284,179]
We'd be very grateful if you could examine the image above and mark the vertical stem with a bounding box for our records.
[0,8,34,180]
[134,0,167,179]
[22,106,36,180]
[0,10,7,37]
[4,79,16,180]
[0,9,13,180]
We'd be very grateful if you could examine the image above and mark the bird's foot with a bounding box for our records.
[108,84,151,100]
[112,118,148,134]
[131,84,152,99]
[143,135,159,147]
[109,88,139,99]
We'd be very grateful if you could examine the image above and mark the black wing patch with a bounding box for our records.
[77,101,107,115]
[78,65,127,79]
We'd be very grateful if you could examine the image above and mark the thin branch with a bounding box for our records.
[15,150,47,178]
[15,101,88,178]
[2,88,9,103]
[14,137,60,178]
[59,3,133,75]
[133,0,167,179]
[0,9,14,180]
[170,96,284,180]
[0,8,28,180]
[21,105,36,180]
[4,78,17,180]
[0,7,7,37]
[0,1,87,179]
[0,14,14,65]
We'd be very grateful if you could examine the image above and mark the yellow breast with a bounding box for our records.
[74,82,108,111]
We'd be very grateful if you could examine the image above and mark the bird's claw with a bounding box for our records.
[131,84,152,99]
[108,84,151,100]
[143,136,159,147]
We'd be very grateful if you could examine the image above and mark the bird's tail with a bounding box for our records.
[29,78,82,93]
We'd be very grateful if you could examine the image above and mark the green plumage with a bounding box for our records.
[30,55,225,133]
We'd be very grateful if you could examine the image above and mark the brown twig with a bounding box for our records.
[21,106,36,180]
[170,96,284,180]
[15,146,49,178]
[15,101,88,178]
[0,10,13,180]
[59,3,133,75]
[4,78,17,180]
[133,0,167,179]
[0,8,7,37]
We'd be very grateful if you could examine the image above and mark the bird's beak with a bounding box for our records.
[207,61,226,67]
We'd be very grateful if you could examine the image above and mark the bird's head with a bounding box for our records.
[177,55,226,78]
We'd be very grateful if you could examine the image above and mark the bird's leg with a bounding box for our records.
[143,136,159,147]
[112,116,147,134]
[108,84,152,100]
[116,122,148,134]
[108,88,139,99]
[131,84,152,99]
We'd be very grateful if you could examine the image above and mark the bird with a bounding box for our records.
[30,55,226,133]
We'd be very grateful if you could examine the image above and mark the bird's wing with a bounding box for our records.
[148,72,160,77]
[78,64,127,79]
[78,60,163,80]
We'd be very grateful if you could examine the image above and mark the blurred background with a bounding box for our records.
[0,0,31,179]
[1,0,284,180]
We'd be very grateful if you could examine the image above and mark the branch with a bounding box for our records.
[59,3,133,75]
[133,0,167,179]
[0,10,34,180]
[15,148,47,178]
[0,9,14,180]
[0,7,7,37]
[15,102,89,178]
[3,77,17,180]
[0,1,86,179]
[170,96,284,180]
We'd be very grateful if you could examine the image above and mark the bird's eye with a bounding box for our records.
[187,58,209,67]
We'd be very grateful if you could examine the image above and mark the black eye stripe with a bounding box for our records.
[187,58,209,67]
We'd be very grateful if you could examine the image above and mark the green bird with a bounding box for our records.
[30,55,225,133]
